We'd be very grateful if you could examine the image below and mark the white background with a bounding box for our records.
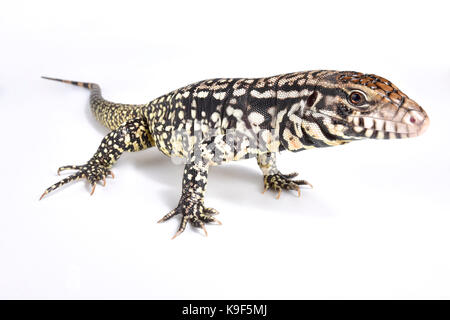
[1,0,449,299]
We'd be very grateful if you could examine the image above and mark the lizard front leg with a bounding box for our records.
[157,162,220,239]
[257,152,312,199]
[40,117,152,199]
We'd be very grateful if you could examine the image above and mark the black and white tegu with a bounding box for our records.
[40,71,429,238]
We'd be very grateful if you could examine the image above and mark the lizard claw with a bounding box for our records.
[90,183,96,196]
[276,189,281,200]
[171,230,183,240]
[39,190,48,201]
[201,223,208,237]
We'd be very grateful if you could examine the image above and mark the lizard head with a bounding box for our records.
[308,71,429,141]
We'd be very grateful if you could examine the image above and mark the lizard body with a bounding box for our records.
[40,71,429,238]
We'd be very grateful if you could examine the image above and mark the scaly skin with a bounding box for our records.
[40,71,429,238]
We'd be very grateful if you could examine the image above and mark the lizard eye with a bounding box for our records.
[348,91,366,106]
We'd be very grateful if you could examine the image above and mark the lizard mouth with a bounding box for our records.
[318,107,429,139]
[346,111,429,138]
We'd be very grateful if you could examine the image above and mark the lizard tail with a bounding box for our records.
[41,76,147,131]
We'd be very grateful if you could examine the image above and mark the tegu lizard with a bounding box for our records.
[40,71,429,238]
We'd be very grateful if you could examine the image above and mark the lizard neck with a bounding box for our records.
[272,71,350,152]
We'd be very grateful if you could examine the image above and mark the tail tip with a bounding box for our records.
[40,76,92,89]
[41,76,57,81]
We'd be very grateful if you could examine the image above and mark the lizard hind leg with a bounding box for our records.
[40,117,152,200]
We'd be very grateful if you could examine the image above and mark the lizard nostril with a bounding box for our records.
[410,116,416,124]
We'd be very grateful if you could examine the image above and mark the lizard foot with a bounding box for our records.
[262,172,312,199]
[40,162,114,200]
[158,199,221,239]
